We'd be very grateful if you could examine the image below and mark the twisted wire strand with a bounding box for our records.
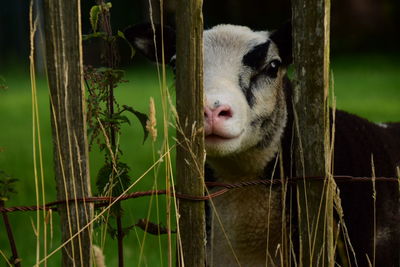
[1,176,398,213]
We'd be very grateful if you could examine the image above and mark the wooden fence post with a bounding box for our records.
[175,0,206,266]
[43,1,93,266]
[292,0,333,266]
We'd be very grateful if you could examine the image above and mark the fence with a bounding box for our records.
[2,0,398,266]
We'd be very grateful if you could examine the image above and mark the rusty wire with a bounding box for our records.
[0,176,398,213]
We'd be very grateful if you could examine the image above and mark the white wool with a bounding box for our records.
[376,122,388,128]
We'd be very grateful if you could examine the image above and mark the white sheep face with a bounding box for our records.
[203,25,287,159]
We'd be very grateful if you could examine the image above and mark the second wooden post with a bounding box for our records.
[292,0,334,266]
[175,0,206,266]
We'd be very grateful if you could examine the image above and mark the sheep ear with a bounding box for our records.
[270,22,292,66]
[124,23,176,64]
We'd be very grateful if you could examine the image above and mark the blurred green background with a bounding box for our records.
[1,0,399,266]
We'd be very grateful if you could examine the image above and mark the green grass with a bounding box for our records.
[0,63,177,266]
[332,53,400,121]
[0,54,399,266]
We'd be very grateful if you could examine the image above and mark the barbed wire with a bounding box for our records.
[1,176,398,213]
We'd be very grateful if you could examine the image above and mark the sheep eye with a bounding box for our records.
[270,60,279,69]
[265,60,281,77]
[249,59,282,84]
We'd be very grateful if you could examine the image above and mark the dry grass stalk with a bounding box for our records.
[0,249,12,267]
[371,155,377,267]
[34,147,173,266]
[29,1,50,265]
[396,167,400,193]
[146,2,183,265]
[93,245,106,267]
[146,97,157,142]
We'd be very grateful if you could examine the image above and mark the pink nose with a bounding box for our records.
[204,105,233,122]
[204,105,233,136]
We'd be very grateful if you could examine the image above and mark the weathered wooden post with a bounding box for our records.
[43,0,93,266]
[292,0,333,266]
[175,0,206,266]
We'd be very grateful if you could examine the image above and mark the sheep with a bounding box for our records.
[124,23,400,267]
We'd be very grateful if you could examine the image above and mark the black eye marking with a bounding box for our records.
[242,41,271,70]
[239,76,256,108]
[263,59,281,78]
[249,59,282,84]
[239,58,282,108]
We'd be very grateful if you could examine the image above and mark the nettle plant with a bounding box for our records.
[0,83,15,204]
[0,171,18,203]
[83,1,148,253]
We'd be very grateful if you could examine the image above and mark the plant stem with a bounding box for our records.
[108,83,116,150]
[117,215,124,267]
[0,201,21,267]
[97,1,124,266]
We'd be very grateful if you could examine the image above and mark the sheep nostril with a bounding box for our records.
[218,110,232,118]
[215,106,233,119]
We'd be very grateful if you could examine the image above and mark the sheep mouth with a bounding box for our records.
[205,134,234,141]
[205,130,244,142]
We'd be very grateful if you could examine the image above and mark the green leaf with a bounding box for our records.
[99,2,112,12]
[90,67,125,84]
[95,67,113,73]
[122,225,135,237]
[99,143,107,152]
[89,5,101,33]
[96,162,131,197]
[0,171,18,201]
[117,30,125,39]
[82,31,107,41]
[112,114,131,125]
[96,162,131,215]
[123,105,149,143]
[106,222,118,239]
[109,69,125,83]
[99,2,112,11]
[118,30,136,59]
